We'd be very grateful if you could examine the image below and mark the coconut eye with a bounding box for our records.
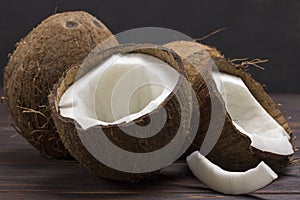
[65,21,78,28]
[93,20,103,29]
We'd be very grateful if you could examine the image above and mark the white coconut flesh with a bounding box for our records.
[59,53,179,129]
[187,151,278,195]
[212,72,293,155]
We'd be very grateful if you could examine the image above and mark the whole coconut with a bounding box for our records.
[4,11,117,159]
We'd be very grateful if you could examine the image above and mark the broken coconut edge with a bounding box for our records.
[187,151,278,195]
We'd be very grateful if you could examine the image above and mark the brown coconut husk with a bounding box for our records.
[165,40,294,172]
[4,11,118,159]
[48,44,208,182]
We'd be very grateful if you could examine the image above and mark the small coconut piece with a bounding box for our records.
[165,41,294,172]
[187,151,278,195]
[4,11,117,159]
[49,44,202,182]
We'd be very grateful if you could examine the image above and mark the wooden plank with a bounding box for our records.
[0,91,300,199]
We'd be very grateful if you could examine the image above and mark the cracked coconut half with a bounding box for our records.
[165,40,294,172]
[48,44,205,182]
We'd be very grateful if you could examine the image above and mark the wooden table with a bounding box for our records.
[1,91,299,200]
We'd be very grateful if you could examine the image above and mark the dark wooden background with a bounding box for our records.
[1,90,300,199]
[0,0,300,93]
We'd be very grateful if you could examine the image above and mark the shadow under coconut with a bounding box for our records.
[25,160,216,197]
[27,160,271,199]
[30,162,192,189]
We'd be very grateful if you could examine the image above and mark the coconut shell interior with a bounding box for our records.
[4,11,117,159]
[165,40,293,172]
[49,44,203,182]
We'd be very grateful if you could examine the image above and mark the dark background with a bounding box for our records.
[0,0,299,93]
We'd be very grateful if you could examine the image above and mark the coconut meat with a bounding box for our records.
[59,53,179,129]
[187,151,278,194]
[212,72,293,155]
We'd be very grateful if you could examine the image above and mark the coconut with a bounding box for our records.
[48,43,205,182]
[164,41,294,172]
[4,11,117,159]
[187,151,278,195]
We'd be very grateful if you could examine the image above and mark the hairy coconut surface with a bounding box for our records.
[49,44,204,182]
[165,40,294,172]
[165,41,224,157]
[4,11,117,159]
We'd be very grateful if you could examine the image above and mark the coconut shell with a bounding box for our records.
[48,44,205,182]
[4,11,117,159]
[165,40,294,172]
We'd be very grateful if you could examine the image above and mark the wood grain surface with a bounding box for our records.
[0,91,299,200]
